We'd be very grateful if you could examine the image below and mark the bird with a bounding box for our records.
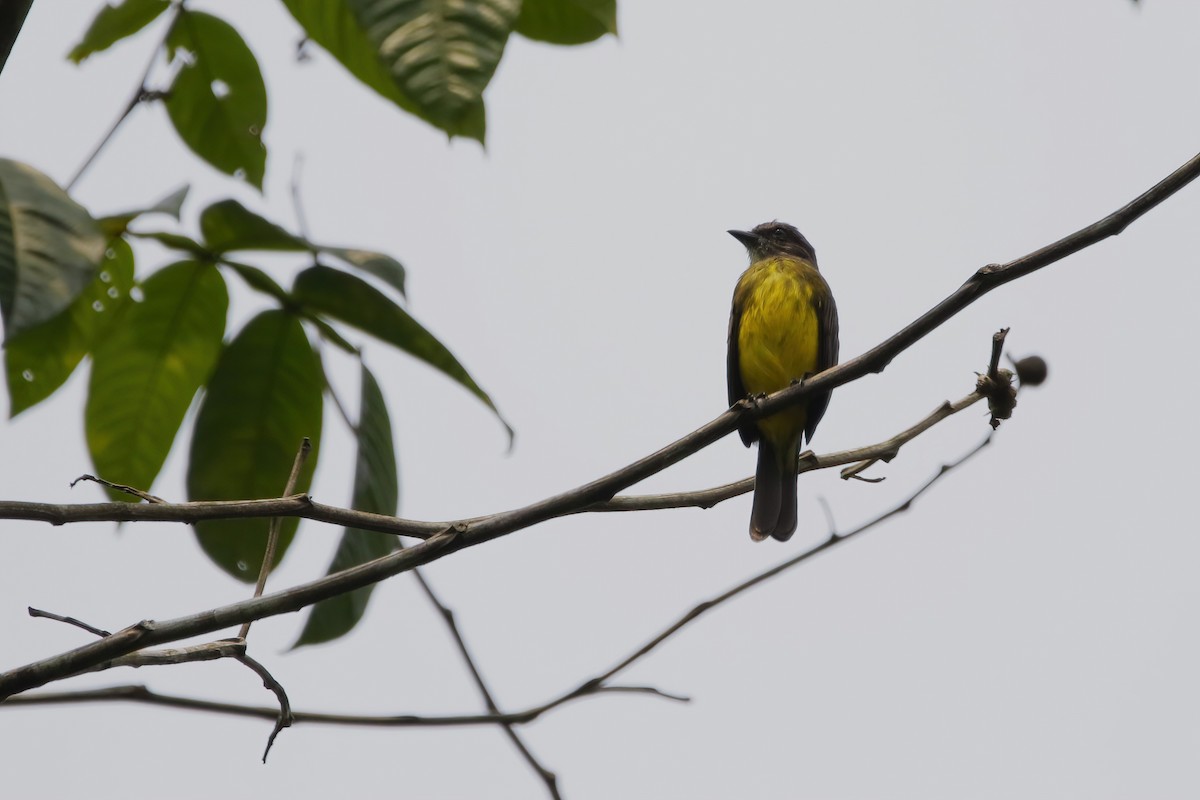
[727,221,839,541]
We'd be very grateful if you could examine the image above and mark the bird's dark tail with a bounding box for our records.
[750,439,800,542]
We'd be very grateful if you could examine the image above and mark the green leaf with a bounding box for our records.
[200,198,306,253]
[127,228,211,257]
[0,158,107,337]
[293,264,510,438]
[295,363,398,646]
[188,310,323,581]
[164,11,267,188]
[68,0,170,63]
[86,261,228,499]
[515,0,616,45]
[98,184,189,237]
[280,0,522,142]
[200,199,406,296]
[5,238,134,417]
[323,246,405,297]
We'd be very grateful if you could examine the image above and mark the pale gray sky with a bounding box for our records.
[3,1,1200,798]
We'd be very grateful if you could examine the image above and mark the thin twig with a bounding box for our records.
[0,388,987,530]
[3,149,1196,699]
[410,567,561,798]
[66,8,179,191]
[24,601,292,758]
[235,653,293,762]
[70,474,165,504]
[239,438,312,640]
[577,434,994,694]
[987,328,1009,379]
[3,682,685,726]
[28,607,111,638]
[325,374,358,433]
[290,154,312,241]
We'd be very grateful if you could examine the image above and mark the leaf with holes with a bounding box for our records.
[295,363,398,646]
[188,310,323,581]
[86,261,228,500]
[165,11,267,188]
[5,238,135,417]
[0,159,107,338]
[280,0,522,142]
[68,0,171,63]
[293,264,510,440]
[515,0,616,45]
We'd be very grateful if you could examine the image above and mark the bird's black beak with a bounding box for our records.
[728,229,758,248]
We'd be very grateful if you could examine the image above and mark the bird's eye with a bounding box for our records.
[772,228,787,240]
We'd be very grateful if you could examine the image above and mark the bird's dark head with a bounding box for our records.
[728,221,816,264]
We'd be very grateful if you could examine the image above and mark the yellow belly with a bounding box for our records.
[737,262,821,446]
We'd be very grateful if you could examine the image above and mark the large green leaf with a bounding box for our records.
[188,310,323,581]
[164,11,267,188]
[515,0,616,45]
[280,0,522,142]
[68,0,170,63]
[5,238,134,417]
[295,363,398,646]
[352,0,519,130]
[201,199,406,296]
[86,261,228,499]
[293,264,510,438]
[0,159,106,337]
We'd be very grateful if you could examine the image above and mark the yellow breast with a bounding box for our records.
[735,258,822,443]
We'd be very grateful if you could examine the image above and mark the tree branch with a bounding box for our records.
[0,376,990,704]
[5,433,990,727]
[410,567,562,798]
[2,148,1196,699]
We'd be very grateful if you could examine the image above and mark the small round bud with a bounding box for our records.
[1010,355,1048,387]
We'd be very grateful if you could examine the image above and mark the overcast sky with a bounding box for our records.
[4,1,1200,798]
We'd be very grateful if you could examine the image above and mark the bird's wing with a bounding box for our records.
[727,287,757,447]
[804,278,840,444]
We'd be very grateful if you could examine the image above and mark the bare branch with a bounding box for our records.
[2,681,685,726]
[70,474,165,504]
[234,653,293,762]
[28,607,111,638]
[0,494,439,536]
[6,435,989,728]
[577,434,994,694]
[2,148,1195,699]
[411,567,561,798]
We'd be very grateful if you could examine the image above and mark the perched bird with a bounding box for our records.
[727,222,839,541]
